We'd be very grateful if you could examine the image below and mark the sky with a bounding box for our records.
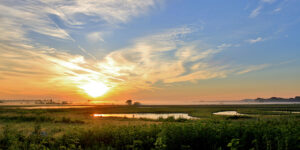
[0,0,300,104]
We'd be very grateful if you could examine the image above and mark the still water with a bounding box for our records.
[213,111,245,116]
[271,111,300,114]
[93,113,197,120]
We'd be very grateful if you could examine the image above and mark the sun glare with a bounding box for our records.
[80,81,109,98]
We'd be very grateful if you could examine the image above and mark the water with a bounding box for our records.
[271,111,300,114]
[93,113,197,120]
[213,111,245,116]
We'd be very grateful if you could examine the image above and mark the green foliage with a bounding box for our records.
[55,117,85,124]
[0,118,299,150]
[157,116,188,122]
[225,115,252,120]
[227,138,240,150]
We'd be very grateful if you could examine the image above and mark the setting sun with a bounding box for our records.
[80,81,109,98]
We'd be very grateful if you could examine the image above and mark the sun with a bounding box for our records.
[80,81,109,98]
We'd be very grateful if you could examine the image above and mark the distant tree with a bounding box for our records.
[62,101,68,104]
[133,102,141,106]
[126,100,132,106]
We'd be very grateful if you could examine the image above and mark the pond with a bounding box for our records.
[213,111,245,116]
[93,113,197,120]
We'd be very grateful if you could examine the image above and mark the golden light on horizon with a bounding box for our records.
[79,81,109,98]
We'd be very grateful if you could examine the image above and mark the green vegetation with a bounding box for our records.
[0,104,299,150]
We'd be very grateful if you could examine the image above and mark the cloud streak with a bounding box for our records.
[249,0,277,18]
[46,0,162,25]
[247,37,264,44]
[249,6,263,18]
[0,0,162,56]
[96,27,268,91]
[237,64,270,75]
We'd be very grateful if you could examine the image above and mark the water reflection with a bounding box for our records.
[213,111,245,116]
[93,113,197,120]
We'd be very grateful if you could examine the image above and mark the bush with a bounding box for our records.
[54,117,85,124]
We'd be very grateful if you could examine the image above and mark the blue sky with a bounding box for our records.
[0,0,299,103]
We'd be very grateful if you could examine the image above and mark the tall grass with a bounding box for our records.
[0,118,299,150]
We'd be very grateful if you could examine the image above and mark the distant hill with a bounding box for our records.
[242,96,300,103]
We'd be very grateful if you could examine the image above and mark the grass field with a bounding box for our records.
[0,104,299,150]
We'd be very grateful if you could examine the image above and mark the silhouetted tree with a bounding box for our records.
[133,102,141,106]
[126,100,132,106]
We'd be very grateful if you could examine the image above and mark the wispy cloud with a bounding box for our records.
[45,0,163,25]
[237,64,270,75]
[246,37,264,44]
[249,6,263,18]
[261,0,276,4]
[0,0,163,55]
[249,0,276,18]
[273,8,282,13]
[96,27,264,89]
[86,32,105,42]
[164,70,227,83]
[0,2,70,40]
[97,27,194,89]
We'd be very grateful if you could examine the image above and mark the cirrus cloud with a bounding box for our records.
[247,37,264,44]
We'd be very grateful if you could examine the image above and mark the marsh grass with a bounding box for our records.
[0,118,299,150]
[0,105,299,149]
[0,115,54,122]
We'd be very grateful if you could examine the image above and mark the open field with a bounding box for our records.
[0,104,300,150]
